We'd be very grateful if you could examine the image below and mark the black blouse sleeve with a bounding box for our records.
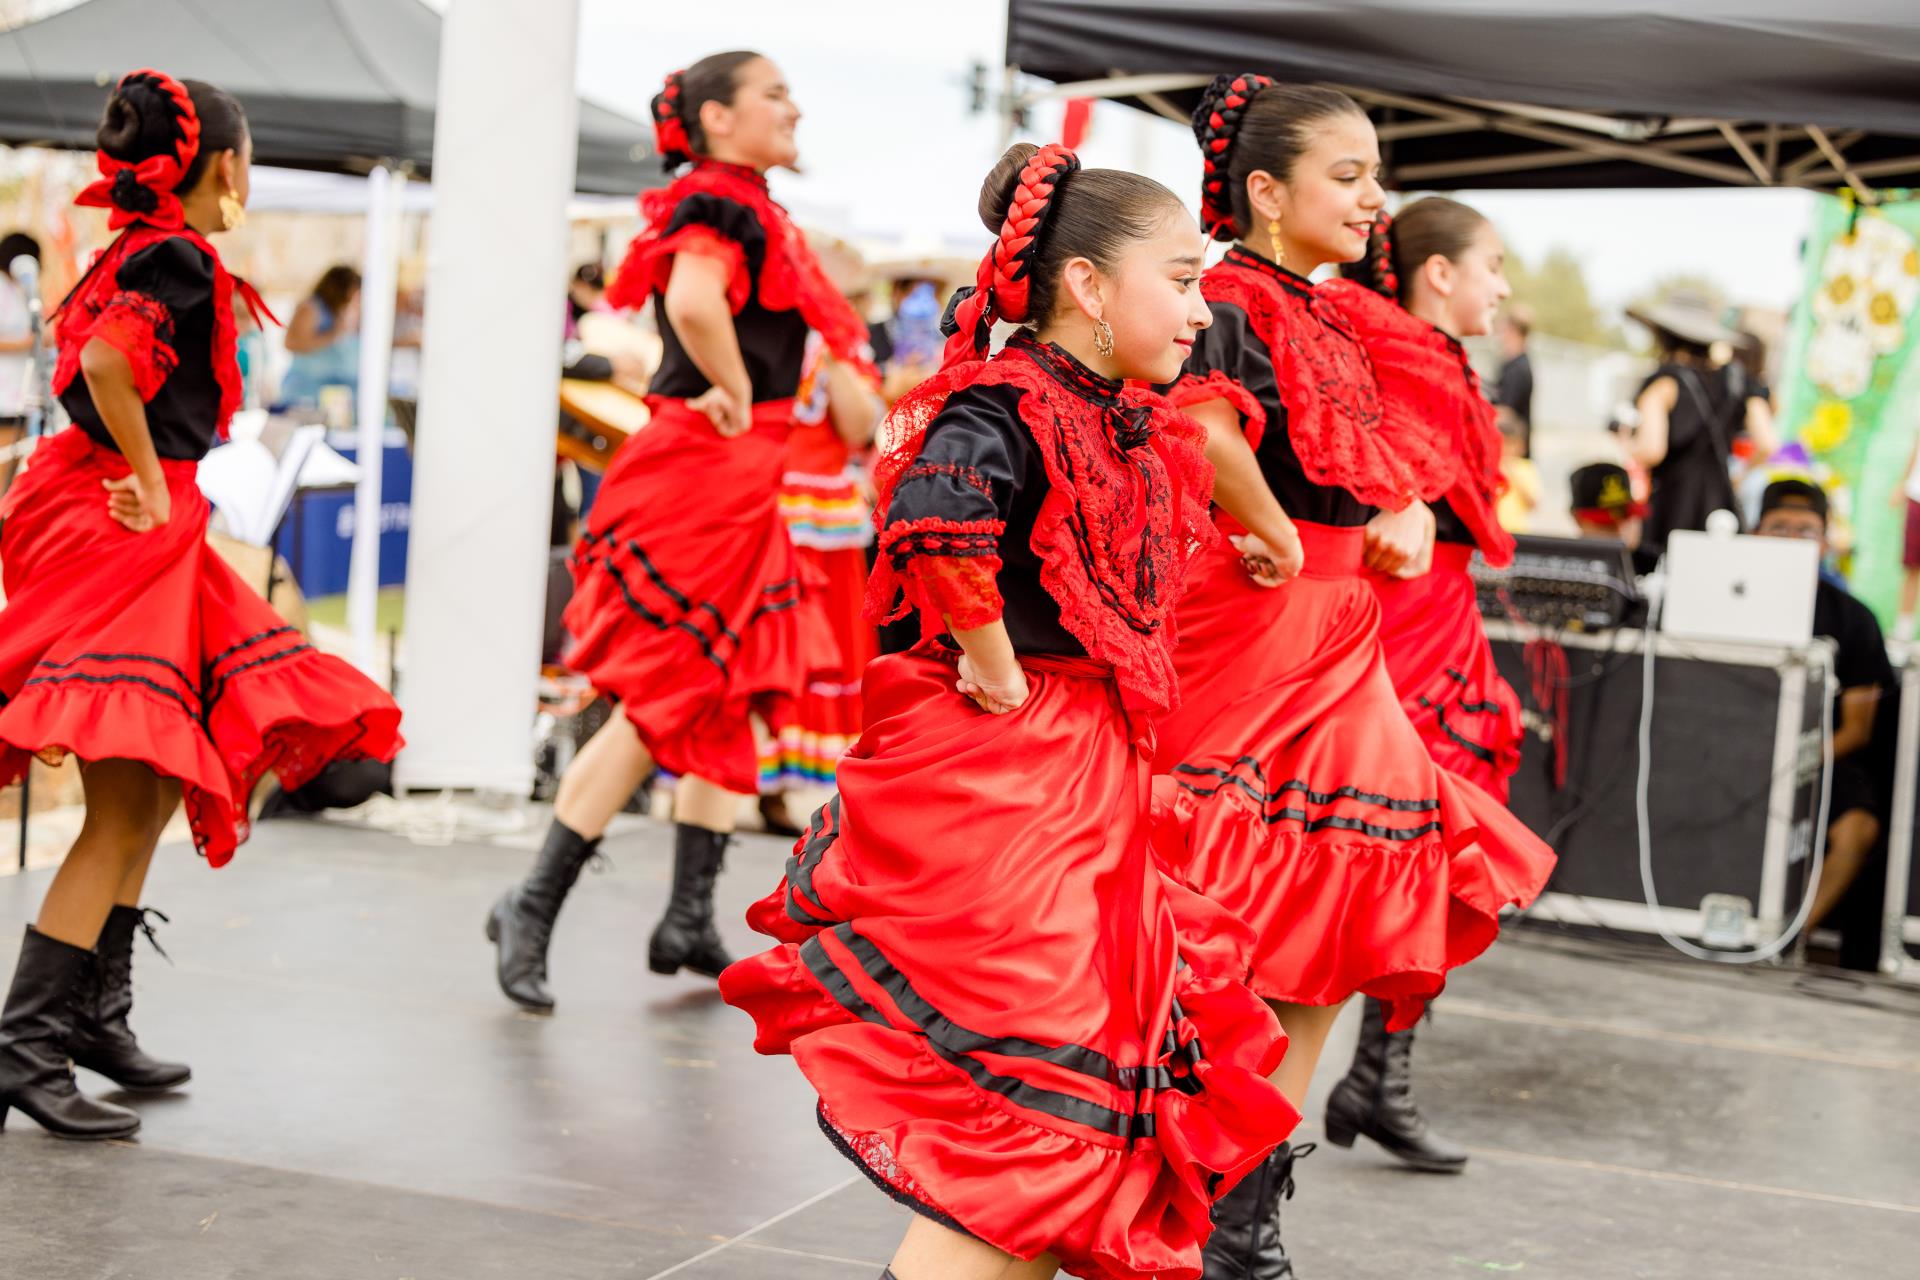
[93,236,215,400]
[1180,301,1277,435]
[662,193,768,292]
[879,382,1029,630]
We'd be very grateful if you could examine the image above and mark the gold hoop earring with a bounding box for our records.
[1093,319,1115,358]
[218,188,246,232]
[1267,217,1286,268]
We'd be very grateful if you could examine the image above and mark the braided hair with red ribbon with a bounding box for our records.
[652,70,694,170]
[1193,72,1275,242]
[938,143,1080,367]
[1361,210,1400,300]
[75,69,201,232]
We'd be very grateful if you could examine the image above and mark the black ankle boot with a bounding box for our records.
[1202,1140,1313,1279]
[1323,998,1467,1173]
[0,926,142,1140]
[649,823,735,978]
[486,819,600,1012]
[69,906,191,1092]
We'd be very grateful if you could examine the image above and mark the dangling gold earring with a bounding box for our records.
[1093,318,1115,358]
[1267,217,1286,268]
[218,188,246,232]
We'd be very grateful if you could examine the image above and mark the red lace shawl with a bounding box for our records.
[1318,279,1515,566]
[51,224,272,439]
[606,160,878,383]
[1173,254,1449,512]
[868,340,1217,714]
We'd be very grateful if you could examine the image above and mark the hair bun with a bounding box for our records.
[96,77,178,163]
[977,141,1040,233]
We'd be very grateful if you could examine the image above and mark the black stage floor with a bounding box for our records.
[1,815,1915,1279]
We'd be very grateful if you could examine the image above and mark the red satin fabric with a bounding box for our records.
[0,429,402,866]
[1368,544,1524,800]
[1151,523,1555,1030]
[722,647,1299,1278]
[564,398,837,795]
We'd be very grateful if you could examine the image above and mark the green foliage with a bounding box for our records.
[1504,247,1622,348]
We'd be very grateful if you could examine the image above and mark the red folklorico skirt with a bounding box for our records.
[721,646,1300,1279]
[564,397,838,796]
[0,428,403,866]
[1151,522,1555,1031]
[1367,541,1524,802]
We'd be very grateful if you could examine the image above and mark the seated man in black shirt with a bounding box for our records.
[1754,479,1895,931]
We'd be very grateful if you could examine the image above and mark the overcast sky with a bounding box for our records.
[580,0,1821,314]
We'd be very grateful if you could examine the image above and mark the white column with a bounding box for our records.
[396,0,580,794]
[347,163,403,676]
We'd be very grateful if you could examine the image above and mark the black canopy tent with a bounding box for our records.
[0,0,659,194]
[1004,0,1920,192]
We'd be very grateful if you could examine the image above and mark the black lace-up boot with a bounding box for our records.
[648,823,735,978]
[1202,1140,1315,1279]
[69,906,191,1092]
[486,819,600,1012]
[1324,998,1468,1173]
[0,926,142,1140]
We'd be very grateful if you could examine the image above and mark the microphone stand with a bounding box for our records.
[9,261,53,870]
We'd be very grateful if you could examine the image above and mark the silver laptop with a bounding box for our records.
[1660,529,1818,646]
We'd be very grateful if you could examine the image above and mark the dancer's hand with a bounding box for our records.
[1233,528,1303,587]
[1363,499,1434,578]
[103,470,170,532]
[689,383,750,438]
[956,652,1029,715]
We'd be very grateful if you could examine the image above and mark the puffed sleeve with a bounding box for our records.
[1167,301,1276,448]
[656,193,766,312]
[90,237,214,401]
[877,382,1028,631]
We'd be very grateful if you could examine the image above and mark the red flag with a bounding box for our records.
[1060,98,1093,150]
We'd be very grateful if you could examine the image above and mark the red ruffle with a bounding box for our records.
[1370,547,1524,800]
[1318,280,1515,566]
[0,429,402,867]
[1196,259,1442,512]
[606,162,878,383]
[867,344,1217,715]
[52,225,270,442]
[1166,367,1269,451]
[722,649,1298,1278]
[563,397,837,795]
[878,517,1006,631]
[83,292,179,399]
[1152,530,1554,1031]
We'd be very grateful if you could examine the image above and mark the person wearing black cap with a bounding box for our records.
[1569,460,1659,575]
[1754,478,1894,939]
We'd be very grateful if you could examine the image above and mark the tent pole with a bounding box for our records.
[348,162,403,676]
[999,64,1018,150]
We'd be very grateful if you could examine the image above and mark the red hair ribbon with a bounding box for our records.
[1373,211,1399,299]
[1196,73,1275,242]
[653,70,693,167]
[940,143,1080,367]
[73,69,201,231]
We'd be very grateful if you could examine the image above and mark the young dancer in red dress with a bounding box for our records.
[1155,78,1557,1275]
[1315,198,1526,1178]
[0,71,402,1139]
[722,143,1298,1280]
[485,52,878,1011]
